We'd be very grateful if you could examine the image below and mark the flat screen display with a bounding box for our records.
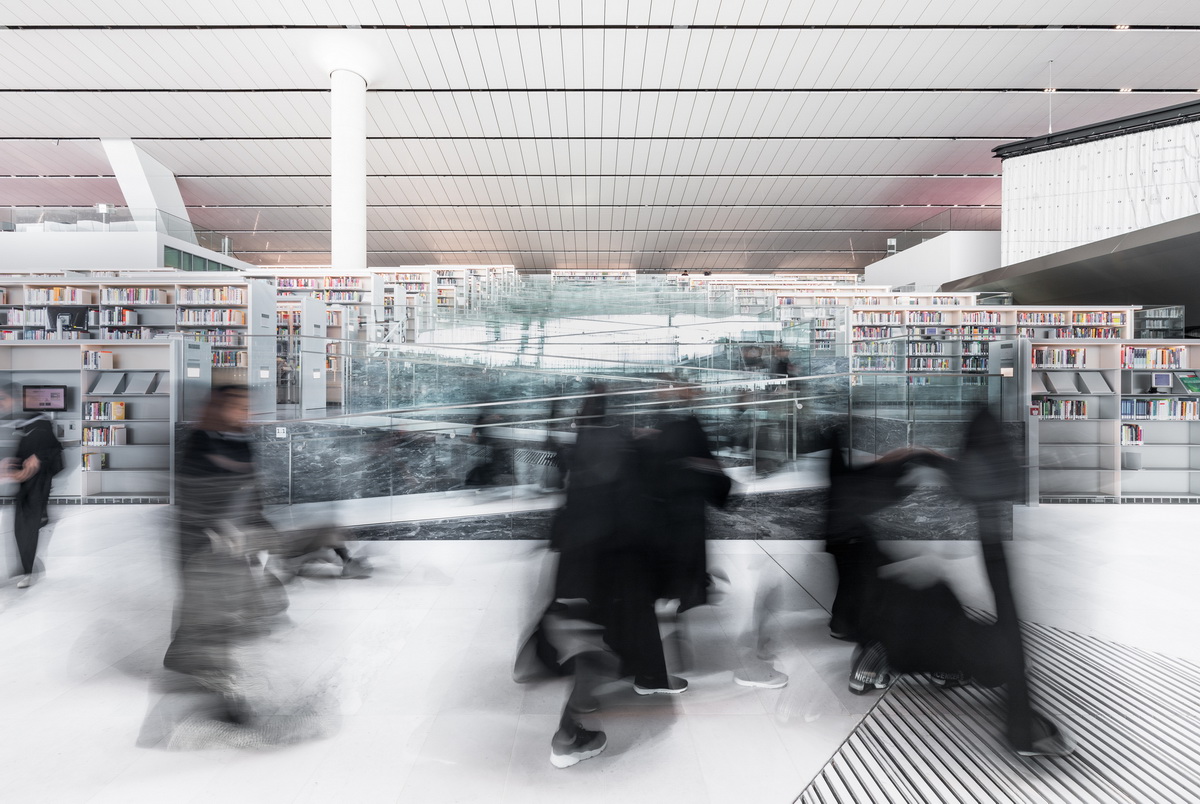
[1152,372,1173,390]
[22,385,67,412]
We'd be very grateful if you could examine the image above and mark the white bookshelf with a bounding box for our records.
[0,339,200,503]
[1026,339,1200,502]
[549,269,636,283]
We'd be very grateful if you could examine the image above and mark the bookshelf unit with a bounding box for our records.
[1029,341,1122,501]
[0,340,196,503]
[1024,339,1200,503]
[1133,305,1185,340]
[549,269,636,283]
[1117,342,1200,501]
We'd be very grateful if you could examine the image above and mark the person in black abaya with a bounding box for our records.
[827,411,1072,758]
[643,387,732,614]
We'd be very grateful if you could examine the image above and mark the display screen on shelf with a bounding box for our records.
[22,385,68,411]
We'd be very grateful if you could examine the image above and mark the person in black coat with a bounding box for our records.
[643,392,732,613]
[0,384,63,589]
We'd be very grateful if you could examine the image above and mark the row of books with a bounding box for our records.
[182,329,242,345]
[852,327,903,339]
[1120,398,1200,421]
[0,330,90,340]
[83,425,127,446]
[177,310,247,325]
[100,328,165,340]
[277,278,364,290]
[25,287,92,304]
[1020,327,1126,339]
[1032,347,1087,368]
[962,312,1003,324]
[852,342,901,354]
[176,287,246,305]
[853,313,903,324]
[99,288,169,305]
[909,311,947,323]
[906,358,955,371]
[280,290,360,302]
[1018,312,1067,324]
[83,350,114,369]
[213,351,249,368]
[1121,424,1144,446]
[1121,346,1186,369]
[851,357,901,371]
[100,309,139,325]
[84,401,125,420]
[1035,399,1088,419]
[81,452,108,470]
[963,357,989,372]
[909,342,948,355]
[1071,312,1125,324]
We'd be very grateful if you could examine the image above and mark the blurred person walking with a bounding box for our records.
[0,384,63,588]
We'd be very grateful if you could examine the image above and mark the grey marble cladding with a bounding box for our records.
[348,486,1009,542]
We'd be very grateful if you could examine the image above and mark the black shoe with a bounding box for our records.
[633,675,688,695]
[1011,713,1074,757]
[931,671,971,689]
[848,642,894,695]
[551,725,607,768]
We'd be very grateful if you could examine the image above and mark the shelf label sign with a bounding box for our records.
[276,427,287,439]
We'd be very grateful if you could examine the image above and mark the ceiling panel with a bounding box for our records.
[4,0,1192,28]
[0,177,124,206]
[1,7,1197,271]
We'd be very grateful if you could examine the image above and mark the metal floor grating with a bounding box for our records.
[798,620,1200,803]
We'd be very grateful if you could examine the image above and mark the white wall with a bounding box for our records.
[0,231,161,271]
[863,231,1001,290]
[0,231,254,273]
[1001,120,1200,265]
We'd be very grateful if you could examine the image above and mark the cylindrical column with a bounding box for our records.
[330,69,367,273]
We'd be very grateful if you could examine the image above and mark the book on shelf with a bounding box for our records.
[83,349,114,370]
[81,452,108,470]
[1120,424,1144,445]
[85,401,125,420]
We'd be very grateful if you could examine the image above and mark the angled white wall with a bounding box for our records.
[101,139,191,224]
[863,231,1001,290]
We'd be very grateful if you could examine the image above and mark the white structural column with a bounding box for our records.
[330,69,368,273]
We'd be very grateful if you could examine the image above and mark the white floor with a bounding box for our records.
[0,503,1197,804]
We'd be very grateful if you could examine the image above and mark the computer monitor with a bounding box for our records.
[1152,372,1173,392]
[46,305,91,333]
[22,385,68,412]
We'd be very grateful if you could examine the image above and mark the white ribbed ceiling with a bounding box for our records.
[1,1,1199,271]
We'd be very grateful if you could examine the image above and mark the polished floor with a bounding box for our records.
[0,503,1197,804]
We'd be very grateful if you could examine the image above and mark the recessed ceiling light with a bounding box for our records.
[1119,87,1132,92]
[1043,87,1056,93]
[1115,24,1130,30]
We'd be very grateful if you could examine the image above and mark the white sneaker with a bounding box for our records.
[733,666,789,689]
[16,574,32,588]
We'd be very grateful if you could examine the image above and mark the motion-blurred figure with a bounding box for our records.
[165,386,366,724]
[827,410,1073,758]
[0,383,64,588]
